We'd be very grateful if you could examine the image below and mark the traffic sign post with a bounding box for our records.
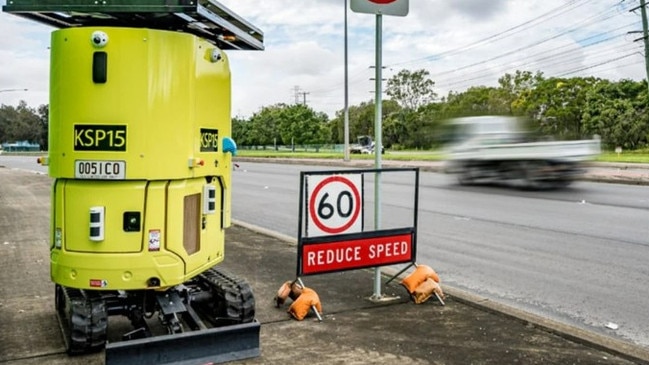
[351,0,409,300]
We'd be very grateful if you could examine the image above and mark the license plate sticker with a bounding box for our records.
[75,160,126,180]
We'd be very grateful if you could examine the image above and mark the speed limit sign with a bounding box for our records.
[306,174,363,237]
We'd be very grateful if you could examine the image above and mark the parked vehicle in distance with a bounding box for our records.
[349,135,384,154]
[444,116,601,189]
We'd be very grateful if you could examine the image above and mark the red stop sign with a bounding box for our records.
[369,0,397,3]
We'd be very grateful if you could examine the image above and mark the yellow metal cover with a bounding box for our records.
[48,27,233,180]
[51,178,226,290]
[48,27,232,290]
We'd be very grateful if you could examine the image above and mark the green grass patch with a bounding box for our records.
[237,149,447,161]
[598,150,649,163]
[238,149,649,163]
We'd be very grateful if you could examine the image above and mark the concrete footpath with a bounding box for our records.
[1,166,649,364]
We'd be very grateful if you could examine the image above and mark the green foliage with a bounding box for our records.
[522,77,599,139]
[330,99,401,144]
[278,104,329,146]
[5,70,649,153]
[443,86,500,117]
[0,101,47,149]
[235,103,329,149]
[581,79,649,149]
[386,69,437,111]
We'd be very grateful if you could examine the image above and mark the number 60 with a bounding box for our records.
[318,191,353,219]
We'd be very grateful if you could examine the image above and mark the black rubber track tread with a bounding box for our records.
[57,285,107,355]
[197,267,255,325]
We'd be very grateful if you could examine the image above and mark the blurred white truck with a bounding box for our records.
[444,116,601,189]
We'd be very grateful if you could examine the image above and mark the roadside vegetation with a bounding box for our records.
[2,69,649,163]
[235,149,649,164]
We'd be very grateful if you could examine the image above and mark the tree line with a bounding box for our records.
[0,101,48,150]
[2,69,648,151]
[235,69,649,151]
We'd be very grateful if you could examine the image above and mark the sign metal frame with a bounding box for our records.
[297,167,419,277]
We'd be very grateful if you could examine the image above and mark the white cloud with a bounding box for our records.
[0,9,51,107]
[0,0,645,118]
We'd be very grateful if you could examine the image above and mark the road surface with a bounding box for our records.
[230,160,649,349]
[2,155,648,350]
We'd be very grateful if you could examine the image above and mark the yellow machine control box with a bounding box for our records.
[4,1,264,359]
[48,27,233,180]
[48,27,235,290]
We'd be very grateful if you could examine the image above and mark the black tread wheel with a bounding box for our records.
[195,267,255,326]
[56,285,107,355]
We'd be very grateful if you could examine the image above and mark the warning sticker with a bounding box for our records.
[148,229,161,251]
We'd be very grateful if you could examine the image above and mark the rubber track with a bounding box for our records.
[57,286,108,354]
[197,267,255,325]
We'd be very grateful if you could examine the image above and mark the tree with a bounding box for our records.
[386,69,437,111]
[277,104,329,148]
[522,77,599,139]
[442,86,500,118]
[243,104,330,148]
[331,100,401,145]
[582,79,649,149]
[36,104,49,150]
[0,101,44,147]
[247,105,283,147]
[497,70,544,115]
[232,116,252,147]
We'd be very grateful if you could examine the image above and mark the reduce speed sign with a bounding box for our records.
[306,174,363,237]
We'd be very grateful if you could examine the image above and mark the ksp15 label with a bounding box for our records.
[74,124,126,151]
[200,128,219,152]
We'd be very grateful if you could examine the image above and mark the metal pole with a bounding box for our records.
[641,0,649,95]
[343,0,350,161]
[372,13,383,299]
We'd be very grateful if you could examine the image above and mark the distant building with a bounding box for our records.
[1,140,40,152]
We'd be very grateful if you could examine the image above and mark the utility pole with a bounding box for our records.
[292,85,301,104]
[300,91,310,106]
[641,0,649,95]
[291,86,309,105]
[631,0,649,94]
[343,0,350,162]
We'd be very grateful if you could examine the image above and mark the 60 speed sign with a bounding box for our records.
[306,174,363,237]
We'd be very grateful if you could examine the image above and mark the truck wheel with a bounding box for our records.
[521,161,553,190]
[457,170,475,185]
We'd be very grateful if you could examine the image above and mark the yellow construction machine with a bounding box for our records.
[3,1,263,364]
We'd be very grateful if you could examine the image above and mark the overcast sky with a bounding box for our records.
[0,0,644,118]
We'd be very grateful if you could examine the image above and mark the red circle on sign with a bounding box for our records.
[369,0,397,3]
[309,176,361,234]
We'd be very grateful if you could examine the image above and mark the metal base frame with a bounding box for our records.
[105,320,261,365]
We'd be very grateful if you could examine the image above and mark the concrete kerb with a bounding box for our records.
[231,219,649,365]
[234,157,649,186]
[443,288,649,365]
